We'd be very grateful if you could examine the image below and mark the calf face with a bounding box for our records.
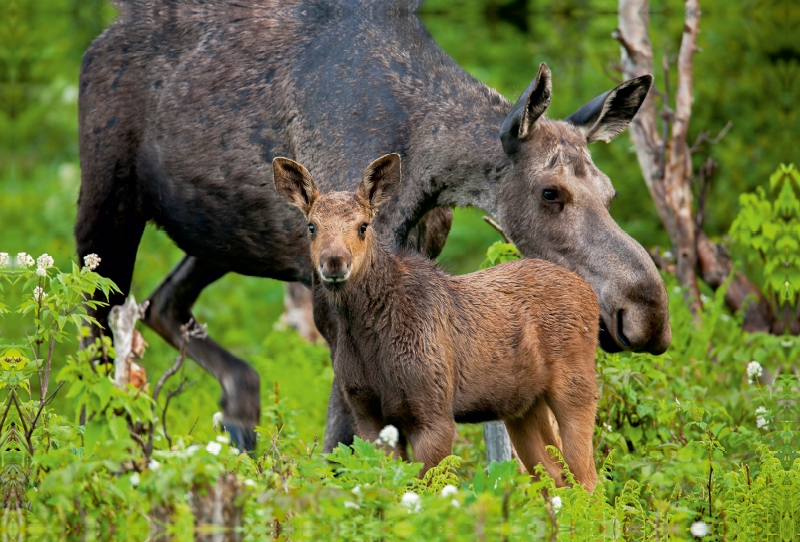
[273,155,402,290]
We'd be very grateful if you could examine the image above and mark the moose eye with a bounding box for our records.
[541,188,559,202]
[308,224,315,235]
[360,223,369,235]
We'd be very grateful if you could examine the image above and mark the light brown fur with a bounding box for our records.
[274,154,600,491]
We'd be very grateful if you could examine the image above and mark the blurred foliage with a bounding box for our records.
[730,164,800,322]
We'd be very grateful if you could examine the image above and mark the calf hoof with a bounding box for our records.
[224,422,256,452]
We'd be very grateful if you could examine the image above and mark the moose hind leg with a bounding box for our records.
[546,381,599,492]
[504,400,565,486]
[141,256,260,451]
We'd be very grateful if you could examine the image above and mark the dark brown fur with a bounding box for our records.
[274,154,600,490]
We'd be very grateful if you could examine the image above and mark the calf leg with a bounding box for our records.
[141,256,260,451]
[546,382,598,492]
[407,420,456,475]
[504,400,565,486]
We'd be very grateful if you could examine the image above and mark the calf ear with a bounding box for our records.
[358,154,402,209]
[500,62,552,155]
[566,75,653,143]
[272,157,318,216]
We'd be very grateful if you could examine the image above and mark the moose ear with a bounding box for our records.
[273,157,318,216]
[566,74,653,143]
[499,62,552,155]
[358,154,402,209]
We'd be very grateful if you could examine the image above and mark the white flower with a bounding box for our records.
[17,253,34,268]
[441,484,458,497]
[230,447,240,455]
[343,500,360,509]
[83,253,101,271]
[37,254,54,270]
[551,496,562,513]
[351,485,362,496]
[212,411,224,432]
[746,361,763,384]
[450,499,460,507]
[376,425,399,448]
[130,472,140,487]
[206,441,222,455]
[186,444,200,456]
[33,287,46,302]
[244,479,257,488]
[755,406,769,429]
[36,267,47,277]
[700,294,710,304]
[604,423,613,432]
[0,253,8,268]
[148,459,161,471]
[400,491,421,512]
[690,521,710,537]
[780,339,794,348]
[215,435,230,444]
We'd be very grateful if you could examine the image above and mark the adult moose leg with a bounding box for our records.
[141,256,261,451]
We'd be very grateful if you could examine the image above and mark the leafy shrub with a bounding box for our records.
[730,164,800,321]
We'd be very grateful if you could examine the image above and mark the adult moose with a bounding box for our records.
[76,0,671,451]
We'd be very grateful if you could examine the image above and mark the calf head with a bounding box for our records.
[497,63,671,354]
[273,154,401,291]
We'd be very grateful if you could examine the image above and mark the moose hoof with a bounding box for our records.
[223,422,257,452]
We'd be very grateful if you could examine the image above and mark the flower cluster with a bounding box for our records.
[0,253,8,268]
[755,406,769,429]
[441,484,459,507]
[83,253,102,271]
[36,253,54,277]
[400,491,421,512]
[746,360,763,384]
[17,252,34,268]
[690,521,709,537]
[376,424,399,448]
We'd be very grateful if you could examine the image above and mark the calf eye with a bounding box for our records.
[541,188,559,202]
[308,224,315,235]
[360,223,369,235]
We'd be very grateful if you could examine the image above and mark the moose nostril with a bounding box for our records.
[616,310,631,349]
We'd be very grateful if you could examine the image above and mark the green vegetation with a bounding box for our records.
[1,0,798,539]
[2,238,798,539]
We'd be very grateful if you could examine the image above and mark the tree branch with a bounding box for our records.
[482,215,514,245]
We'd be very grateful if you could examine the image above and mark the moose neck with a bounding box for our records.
[411,84,513,219]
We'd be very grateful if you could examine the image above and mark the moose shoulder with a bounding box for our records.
[76,0,670,450]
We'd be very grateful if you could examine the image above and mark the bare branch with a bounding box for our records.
[482,215,514,245]
[27,381,65,442]
[162,378,198,448]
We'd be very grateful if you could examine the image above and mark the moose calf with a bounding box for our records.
[273,154,600,490]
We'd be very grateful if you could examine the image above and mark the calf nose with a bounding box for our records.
[319,248,352,282]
